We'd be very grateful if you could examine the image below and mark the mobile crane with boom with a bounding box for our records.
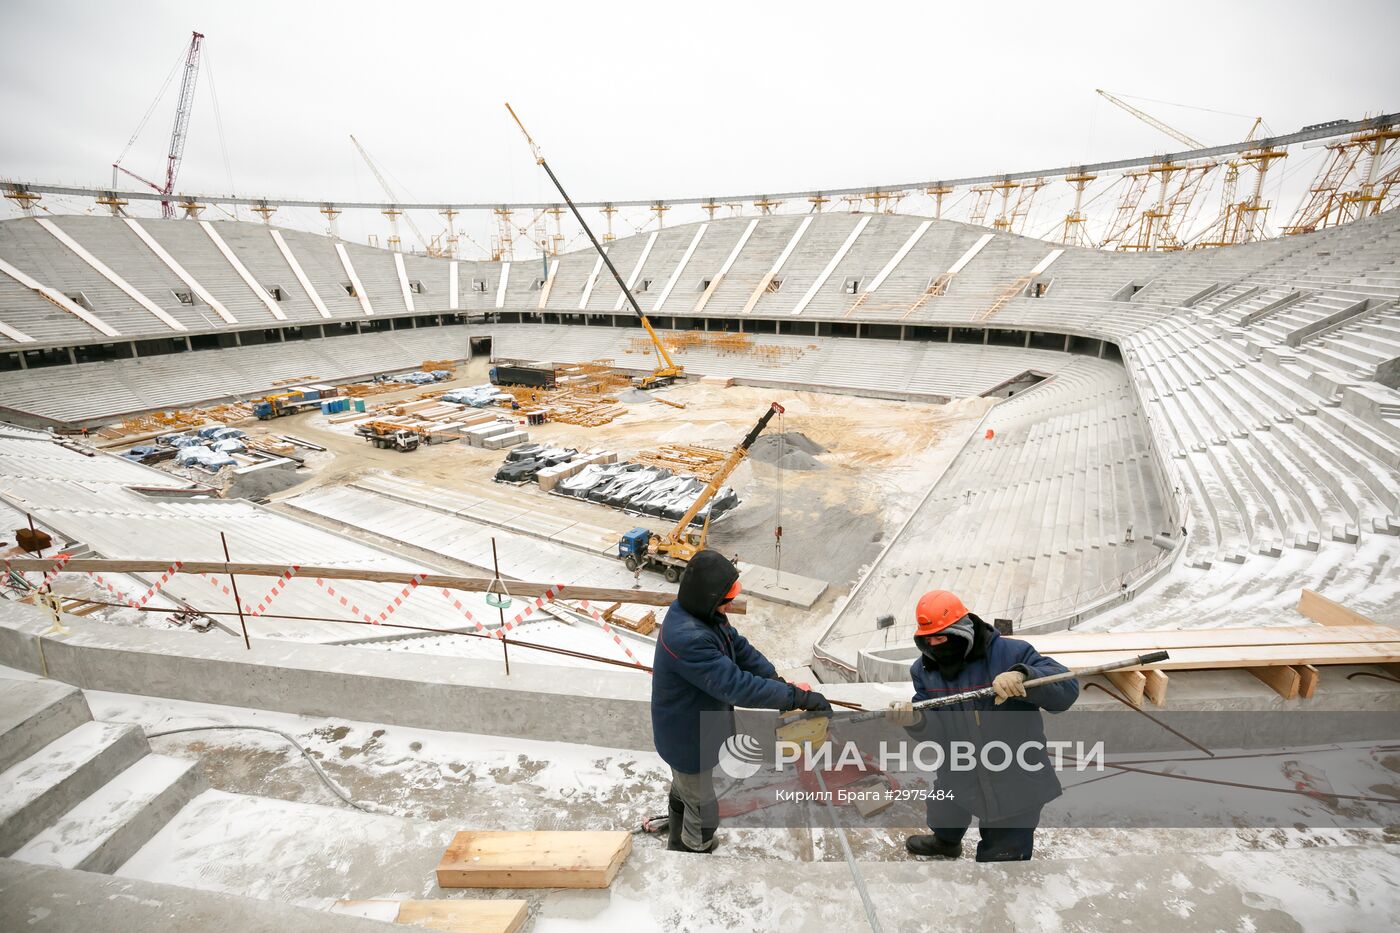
[505,103,683,389]
[617,402,784,581]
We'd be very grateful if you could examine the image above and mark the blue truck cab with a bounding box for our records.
[618,527,651,560]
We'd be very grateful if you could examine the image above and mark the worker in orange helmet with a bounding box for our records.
[886,590,1079,861]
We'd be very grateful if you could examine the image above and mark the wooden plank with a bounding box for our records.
[1297,664,1320,700]
[1142,669,1169,708]
[1,557,735,613]
[1024,625,1397,654]
[1049,641,1400,671]
[436,831,631,889]
[1104,670,1146,706]
[1298,589,1379,627]
[334,899,527,933]
[1249,665,1301,699]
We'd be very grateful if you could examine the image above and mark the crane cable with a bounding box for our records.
[203,47,240,221]
[114,46,187,168]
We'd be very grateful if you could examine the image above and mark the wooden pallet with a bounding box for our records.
[436,831,631,889]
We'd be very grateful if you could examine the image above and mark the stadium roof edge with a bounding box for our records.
[4,111,1396,212]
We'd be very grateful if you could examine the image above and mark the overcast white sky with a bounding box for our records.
[2,0,1397,250]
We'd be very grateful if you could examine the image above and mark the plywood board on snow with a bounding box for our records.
[436,830,631,889]
[333,898,527,933]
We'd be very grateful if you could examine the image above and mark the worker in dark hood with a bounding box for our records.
[652,549,831,853]
[886,590,1078,862]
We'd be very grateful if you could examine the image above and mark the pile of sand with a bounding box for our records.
[749,432,826,471]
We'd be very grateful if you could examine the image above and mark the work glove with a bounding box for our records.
[992,670,1027,705]
[792,687,832,712]
[885,700,918,727]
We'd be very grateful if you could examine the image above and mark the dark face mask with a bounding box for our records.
[916,634,971,678]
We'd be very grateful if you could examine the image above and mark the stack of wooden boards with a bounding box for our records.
[1022,590,1399,706]
[329,831,632,932]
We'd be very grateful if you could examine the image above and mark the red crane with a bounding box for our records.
[112,31,204,219]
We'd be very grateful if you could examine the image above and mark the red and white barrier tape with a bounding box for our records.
[91,560,183,610]
[245,565,300,616]
[573,594,649,670]
[497,584,564,635]
[313,577,376,624]
[439,588,492,636]
[38,552,72,589]
[197,572,254,615]
[376,572,427,623]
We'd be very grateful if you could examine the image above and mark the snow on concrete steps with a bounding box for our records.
[0,720,147,856]
[0,859,405,932]
[13,753,204,873]
[0,679,91,774]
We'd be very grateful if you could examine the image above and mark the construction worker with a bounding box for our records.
[887,590,1078,862]
[652,549,831,853]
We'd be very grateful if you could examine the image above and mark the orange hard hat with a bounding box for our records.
[915,590,968,636]
[723,579,742,602]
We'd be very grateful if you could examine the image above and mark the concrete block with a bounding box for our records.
[483,431,529,450]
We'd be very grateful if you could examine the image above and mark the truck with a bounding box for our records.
[489,364,556,390]
[354,421,422,452]
[617,402,783,582]
[252,393,322,420]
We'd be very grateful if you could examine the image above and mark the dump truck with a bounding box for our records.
[489,364,556,390]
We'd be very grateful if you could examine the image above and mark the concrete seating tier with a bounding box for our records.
[5,210,1400,349]
[0,325,474,425]
[820,357,1169,657]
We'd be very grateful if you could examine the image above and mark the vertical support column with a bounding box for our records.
[19,351,29,369]
[982,329,989,345]
[1064,334,1071,351]
[1098,339,1106,358]
[128,341,139,358]
[1024,331,1031,347]
[947,328,953,342]
[66,347,76,365]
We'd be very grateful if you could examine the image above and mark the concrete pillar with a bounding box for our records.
[982,329,989,345]
[1063,334,1071,351]
[900,325,906,341]
[66,347,76,365]
[946,328,953,342]
[184,337,193,352]
[1098,339,1106,358]
[233,330,242,346]
[278,329,287,342]
[17,351,28,370]
[703,318,709,331]
[128,341,139,358]
[856,323,862,339]
[1024,331,1031,348]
